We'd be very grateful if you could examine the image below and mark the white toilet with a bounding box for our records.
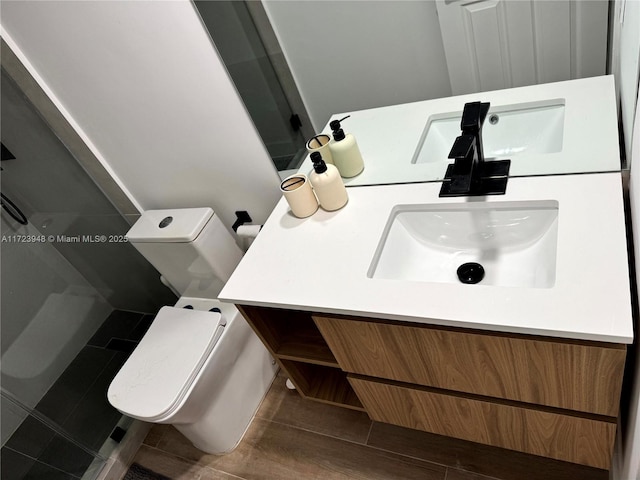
[107,208,277,454]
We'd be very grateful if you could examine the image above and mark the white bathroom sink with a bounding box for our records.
[412,100,565,164]
[368,200,559,288]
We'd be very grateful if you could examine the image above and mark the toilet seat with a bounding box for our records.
[107,306,226,422]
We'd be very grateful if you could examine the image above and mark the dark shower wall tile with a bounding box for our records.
[37,434,95,478]
[4,416,56,460]
[25,460,79,480]
[1,447,36,480]
[105,338,138,354]
[36,346,115,425]
[88,310,144,347]
[129,314,156,342]
[60,351,129,452]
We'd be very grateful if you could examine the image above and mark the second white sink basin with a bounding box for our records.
[368,201,559,288]
[413,100,565,164]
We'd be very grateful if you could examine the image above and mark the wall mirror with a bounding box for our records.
[194,0,632,187]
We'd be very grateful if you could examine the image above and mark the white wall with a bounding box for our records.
[0,0,282,229]
[622,80,640,480]
[614,0,640,164]
[263,0,452,131]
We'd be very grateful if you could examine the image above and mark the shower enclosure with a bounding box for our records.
[0,67,175,479]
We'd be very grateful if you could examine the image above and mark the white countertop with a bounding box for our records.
[220,172,633,344]
[297,75,620,186]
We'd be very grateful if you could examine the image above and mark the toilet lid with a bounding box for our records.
[107,306,226,420]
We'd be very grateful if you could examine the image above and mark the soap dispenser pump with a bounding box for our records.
[309,152,348,211]
[328,116,365,178]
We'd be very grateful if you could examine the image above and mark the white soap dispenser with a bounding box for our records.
[328,116,364,178]
[309,152,348,211]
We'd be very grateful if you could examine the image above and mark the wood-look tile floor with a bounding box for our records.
[132,372,608,480]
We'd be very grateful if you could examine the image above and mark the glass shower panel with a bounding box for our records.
[1,67,175,479]
[0,212,112,430]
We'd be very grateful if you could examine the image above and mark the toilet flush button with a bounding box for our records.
[159,216,173,228]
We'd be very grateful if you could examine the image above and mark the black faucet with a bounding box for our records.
[439,101,510,197]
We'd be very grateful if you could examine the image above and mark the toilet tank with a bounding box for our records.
[126,208,243,298]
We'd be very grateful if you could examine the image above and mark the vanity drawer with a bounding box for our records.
[349,376,616,470]
[314,316,626,417]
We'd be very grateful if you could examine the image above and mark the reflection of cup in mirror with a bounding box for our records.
[280,174,318,218]
[306,134,333,164]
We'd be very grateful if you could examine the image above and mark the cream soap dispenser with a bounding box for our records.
[328,116,364,178]
[309,152,348,211]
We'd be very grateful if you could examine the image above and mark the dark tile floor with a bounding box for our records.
[133,372,609,480]
[2,310,155,480]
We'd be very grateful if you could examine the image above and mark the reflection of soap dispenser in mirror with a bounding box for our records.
[309,152,348,211]
[328,116,364,178]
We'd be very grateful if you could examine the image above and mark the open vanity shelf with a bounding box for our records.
[237,305,364,411]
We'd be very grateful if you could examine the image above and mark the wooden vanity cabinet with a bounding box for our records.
[347,375,616,470]
[312,316,626,417]
[237,305,626,470]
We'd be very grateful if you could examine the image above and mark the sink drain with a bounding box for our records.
[457,262,485,284]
